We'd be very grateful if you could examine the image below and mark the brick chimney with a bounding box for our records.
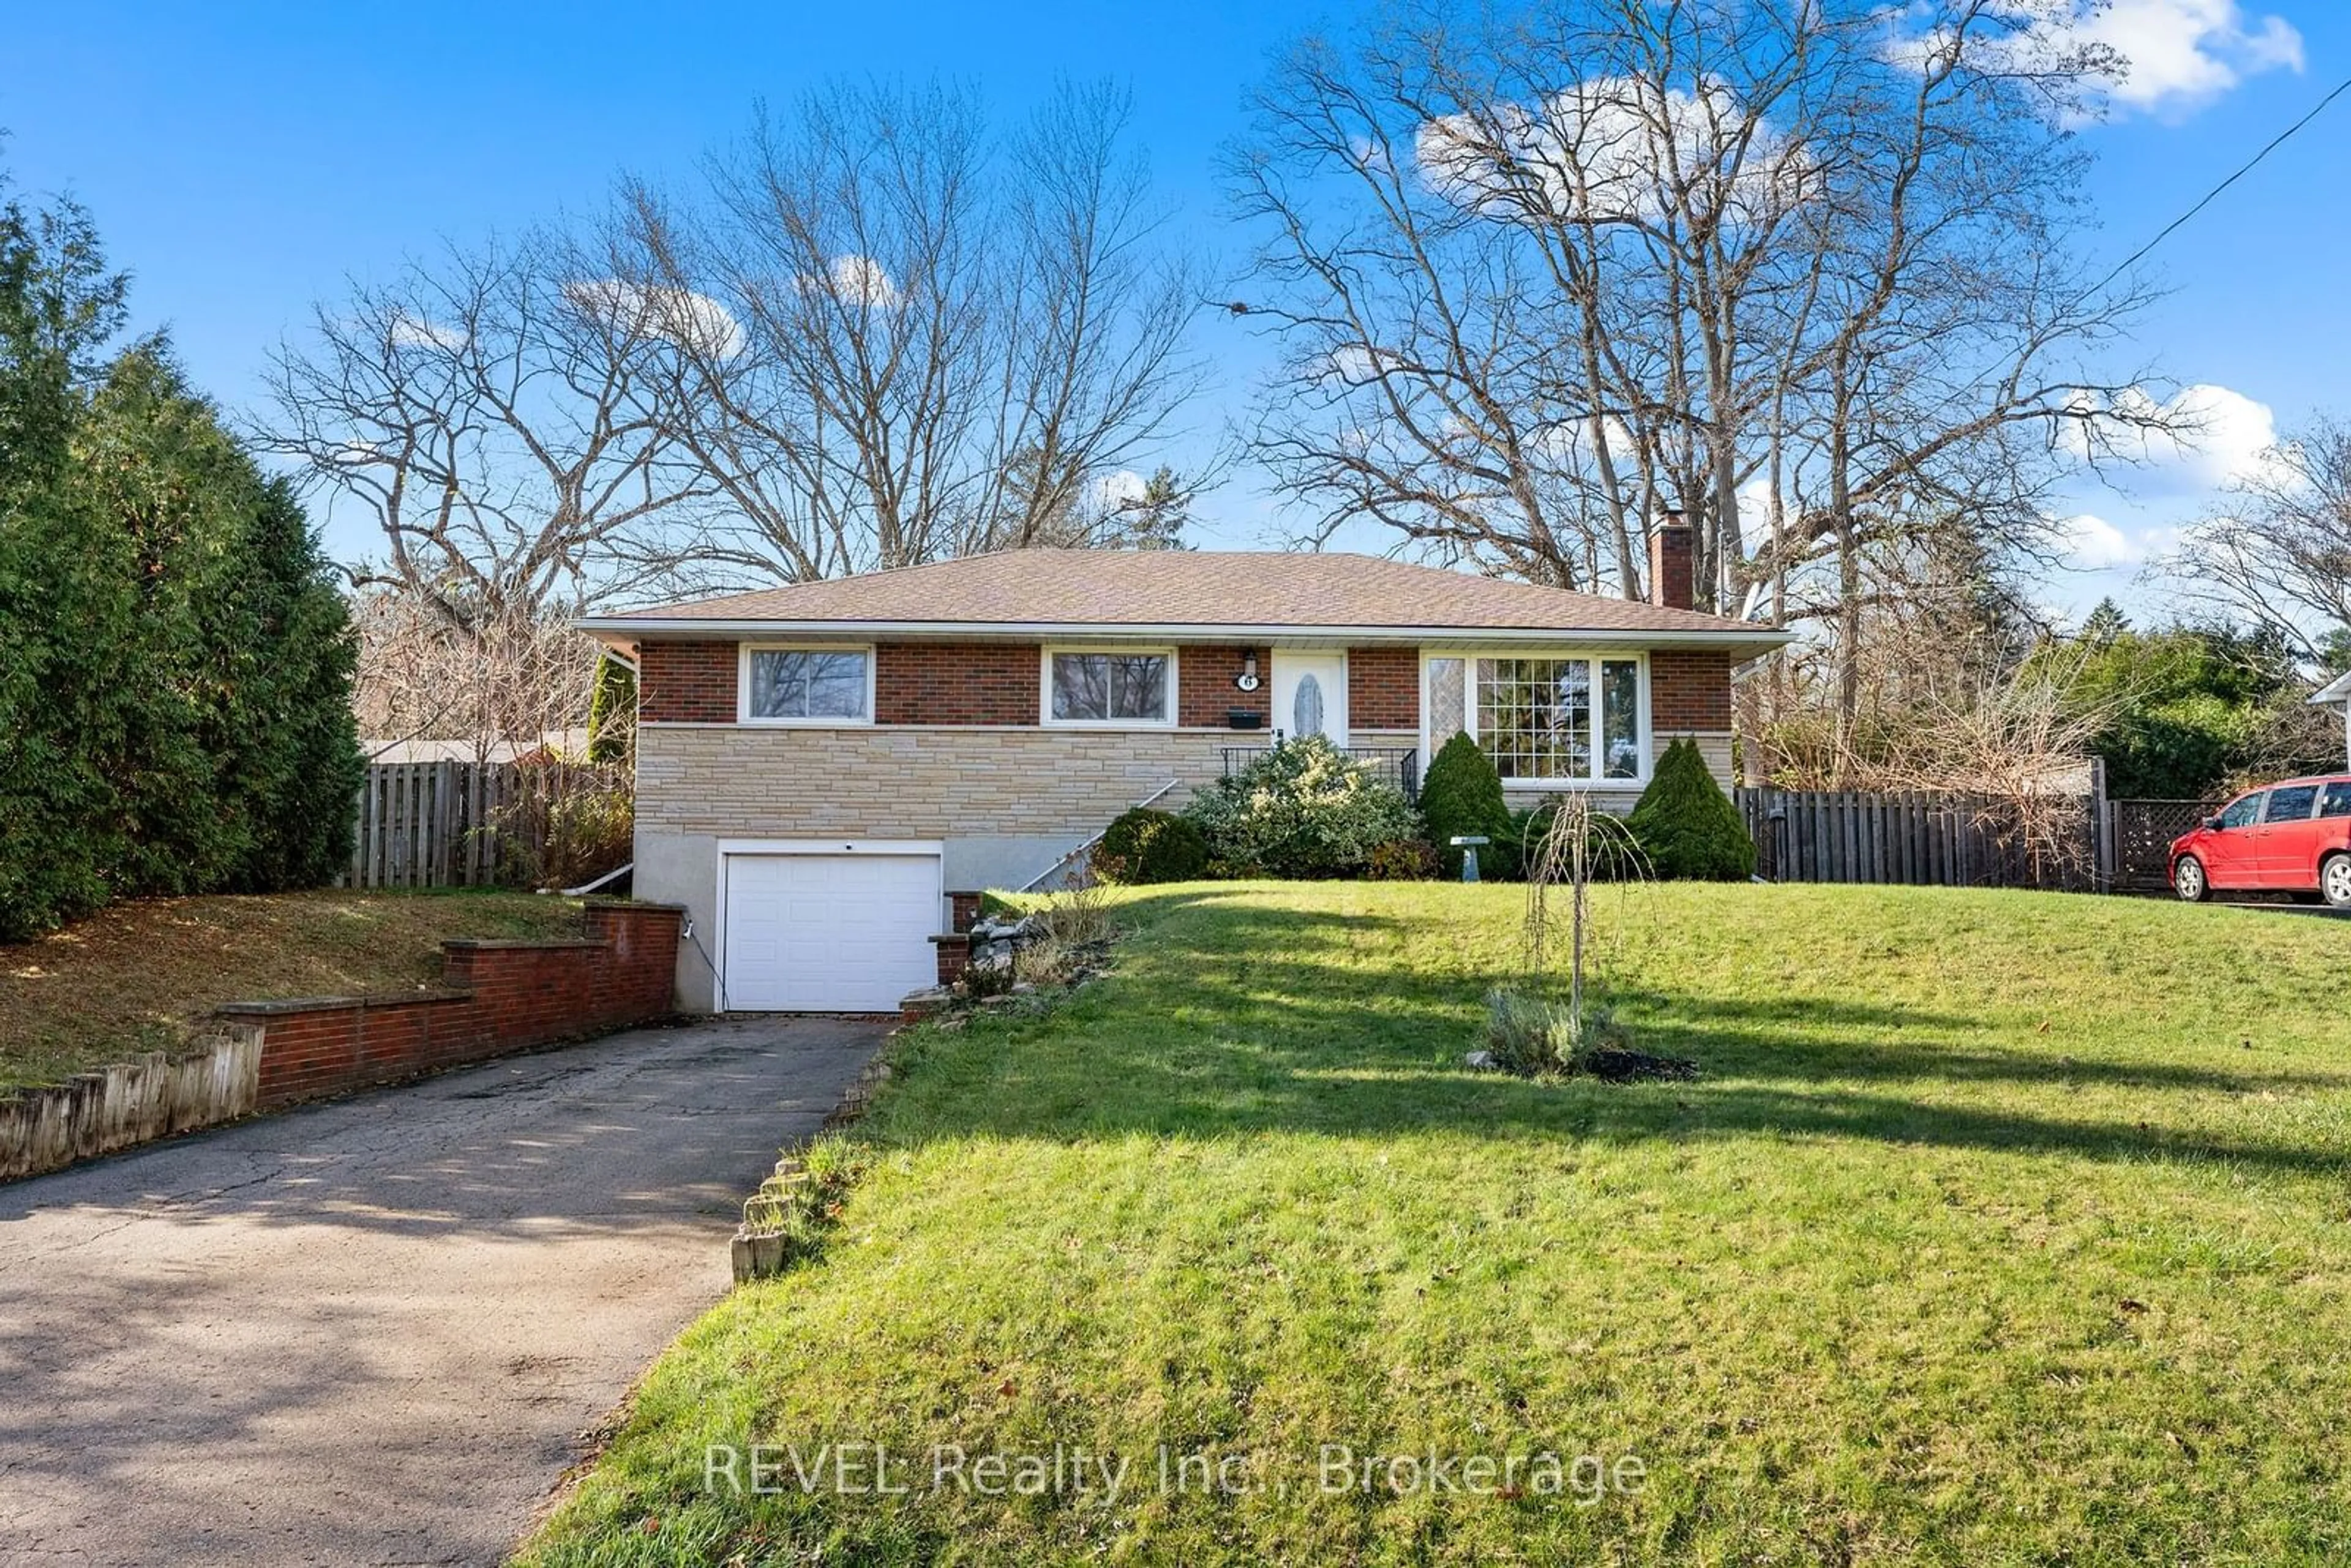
[1648,513,1695,612]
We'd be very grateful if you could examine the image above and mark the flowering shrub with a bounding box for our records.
[1181,735,1422,878]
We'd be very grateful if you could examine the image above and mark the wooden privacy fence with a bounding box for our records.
[1736,788,2101,892]
[345,761,519,889]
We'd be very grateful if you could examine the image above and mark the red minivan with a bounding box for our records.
[2171,775,2351,906]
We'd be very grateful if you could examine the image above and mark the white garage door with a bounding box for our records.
[722,852,940,1012]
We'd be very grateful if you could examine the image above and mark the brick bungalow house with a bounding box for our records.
[581,525,1787,1012]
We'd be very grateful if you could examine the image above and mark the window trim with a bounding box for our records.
[736,642,877,727]
[2264,784,2322,823]
[1420,648,1652,790]
[1039,645,1179,729]
[2219,791,2267,830]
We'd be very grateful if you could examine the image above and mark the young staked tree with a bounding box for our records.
[1231,0,2176,751]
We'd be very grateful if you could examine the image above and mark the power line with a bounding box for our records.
[2086,72,2351,300]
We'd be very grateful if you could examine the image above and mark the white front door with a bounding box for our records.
[1272,650,1348,747]
[722,850,941,1011]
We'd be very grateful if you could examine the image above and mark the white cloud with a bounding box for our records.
[2122,383,2279,493]
[387,312,467,353]
[1316,343,1406,386]
[2062,382,2278,496]
[798,254,901,310]
[1889,0,2301,121]
[564,279,744,358]
[2060,511,2141,568]
[2077,0,2302,117]
[1416,76,1810,227]
[1090,468,1150,512]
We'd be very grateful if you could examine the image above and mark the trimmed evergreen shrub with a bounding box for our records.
[1093,806,1210,885]
[1627,738,1757,880]
[1181,735,1421,879]
[1366,838,1442,881]
[1418,730,1510,877]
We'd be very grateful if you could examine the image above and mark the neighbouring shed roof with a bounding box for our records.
[579,549,1790,650]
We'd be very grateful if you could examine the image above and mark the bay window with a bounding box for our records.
[1427,653,1646,784]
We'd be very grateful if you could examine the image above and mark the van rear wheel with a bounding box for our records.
[2322,854,2351,909]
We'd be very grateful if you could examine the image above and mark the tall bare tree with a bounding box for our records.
[1231,0,2176,751]
[616,78,1213,588]
[260,231,718,622]
[2157,416,2351,661]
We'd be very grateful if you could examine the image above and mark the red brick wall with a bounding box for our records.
[640,641,735,723]
[1347,647,1419,729]
[1651,648,1733,731]
[1649,523,1696,611]
[227,902,683,1111]
[876,642,1040,725]
[639,638,1730,735]
[1177,644,1270,729]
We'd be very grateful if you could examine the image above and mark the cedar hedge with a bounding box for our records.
[0,187,361,937]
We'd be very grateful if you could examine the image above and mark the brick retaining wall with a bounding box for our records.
[222,901,684,1112]
[2,901,684,1182]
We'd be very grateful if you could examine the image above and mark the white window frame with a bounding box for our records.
[737,642,877,727]
[1420,648,1652,790]
[1039,644,1179,729]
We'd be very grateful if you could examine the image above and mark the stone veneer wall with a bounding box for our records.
[638,721,1730,835]
[637,725,1238,839]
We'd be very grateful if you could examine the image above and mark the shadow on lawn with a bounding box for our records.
[884,888,2351,1180]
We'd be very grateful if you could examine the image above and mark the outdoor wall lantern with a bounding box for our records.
[1235,651,1261,692]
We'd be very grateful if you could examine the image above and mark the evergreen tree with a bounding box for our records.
[1418,730,1510,877]
[0,177,362,935]
[227,479,364,888]
[1627,739,1757,881]
[0,184,137,936]
[586,654,638,764]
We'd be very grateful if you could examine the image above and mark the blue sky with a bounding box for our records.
[7,0,2348,623]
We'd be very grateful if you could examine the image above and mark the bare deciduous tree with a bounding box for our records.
[1232,0,2175,751]
[2157,416,2351,661]
[350,591,603,765]
[616,78,1214,589]
[260,233,719,621]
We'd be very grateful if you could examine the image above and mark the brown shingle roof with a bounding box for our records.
[583,549,1787,645]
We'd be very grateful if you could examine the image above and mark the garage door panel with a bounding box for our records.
[723,853,939,1011]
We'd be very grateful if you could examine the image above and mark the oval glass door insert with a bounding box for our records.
[1293,672,1325,737]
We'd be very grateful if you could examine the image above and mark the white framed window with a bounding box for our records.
[1041,646,1176,727]
[1422,650,1649,787]
[738,643,875,725]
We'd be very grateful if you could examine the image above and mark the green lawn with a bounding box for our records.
[0,888,585,1090]
[521,883,2351,1566]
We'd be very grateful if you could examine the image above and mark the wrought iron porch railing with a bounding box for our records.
[1219,743,1420,803]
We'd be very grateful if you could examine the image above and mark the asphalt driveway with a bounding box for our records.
[0,1015,887,1567]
